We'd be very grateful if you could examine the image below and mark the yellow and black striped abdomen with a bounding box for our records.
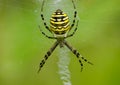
[50,9,70,35]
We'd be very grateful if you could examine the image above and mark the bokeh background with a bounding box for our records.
[0,0,120,85]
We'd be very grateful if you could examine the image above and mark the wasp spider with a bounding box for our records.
[38,0,93,73]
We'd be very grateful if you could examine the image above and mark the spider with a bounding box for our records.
[38,0,93,73]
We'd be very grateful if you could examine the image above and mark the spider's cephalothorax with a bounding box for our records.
[38,0,93,73]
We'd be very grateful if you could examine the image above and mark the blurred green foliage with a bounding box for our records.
[0,0,120,85]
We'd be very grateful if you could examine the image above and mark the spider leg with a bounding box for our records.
[66,20,79,38]
[38,41,59,73]
[63,40,93,71]
[40,0,52,33]
[39,25,56,39]
[70,0,77,30]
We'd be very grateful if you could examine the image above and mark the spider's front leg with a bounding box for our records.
[38,41,59,73]
[63,40,93,71]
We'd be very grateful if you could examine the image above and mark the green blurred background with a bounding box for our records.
[0,0,120,85]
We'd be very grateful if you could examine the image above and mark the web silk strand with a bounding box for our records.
[58,47,72,85]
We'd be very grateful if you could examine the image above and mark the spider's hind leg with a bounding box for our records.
[38,25,56,39]
[66,20,79,38]
[40,0,52,33]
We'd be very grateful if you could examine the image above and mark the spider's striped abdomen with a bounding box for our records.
[50,9,70,35]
